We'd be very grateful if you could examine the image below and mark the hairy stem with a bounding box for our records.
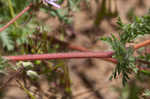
[0,3,32,32]
[134,40,150,49]
[2,39,150,62]
[4,52,114,61]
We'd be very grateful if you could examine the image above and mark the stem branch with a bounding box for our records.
[4,52,114,61]
[0,3,32,32]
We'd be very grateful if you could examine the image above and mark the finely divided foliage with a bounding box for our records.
[101,35,136,86]
[101,12,150,85]
[118,11,150,44]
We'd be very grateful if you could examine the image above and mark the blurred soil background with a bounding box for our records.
[3,0,150,99]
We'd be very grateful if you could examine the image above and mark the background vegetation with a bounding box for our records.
[0,0,150,99]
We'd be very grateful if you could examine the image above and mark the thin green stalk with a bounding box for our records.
[94,0,106,26]
[17,80,36,99]
[64,64,72,95]
[7,0,18,27]
[60,60,72,97]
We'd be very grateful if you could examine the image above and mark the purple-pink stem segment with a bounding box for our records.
[0,3,32,32]
[4,52,114,61]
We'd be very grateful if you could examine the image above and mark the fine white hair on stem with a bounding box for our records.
[45,0,61,8]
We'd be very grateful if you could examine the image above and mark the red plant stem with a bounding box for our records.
[67,40,150,63]
[68,44,89,52]
[46,34,90,52]
[4,52,114,61]
[134,39,150,49]
[3,39,150,62]
[136,65,150,71]
[0,3,32,32]
[137,59,150,65]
